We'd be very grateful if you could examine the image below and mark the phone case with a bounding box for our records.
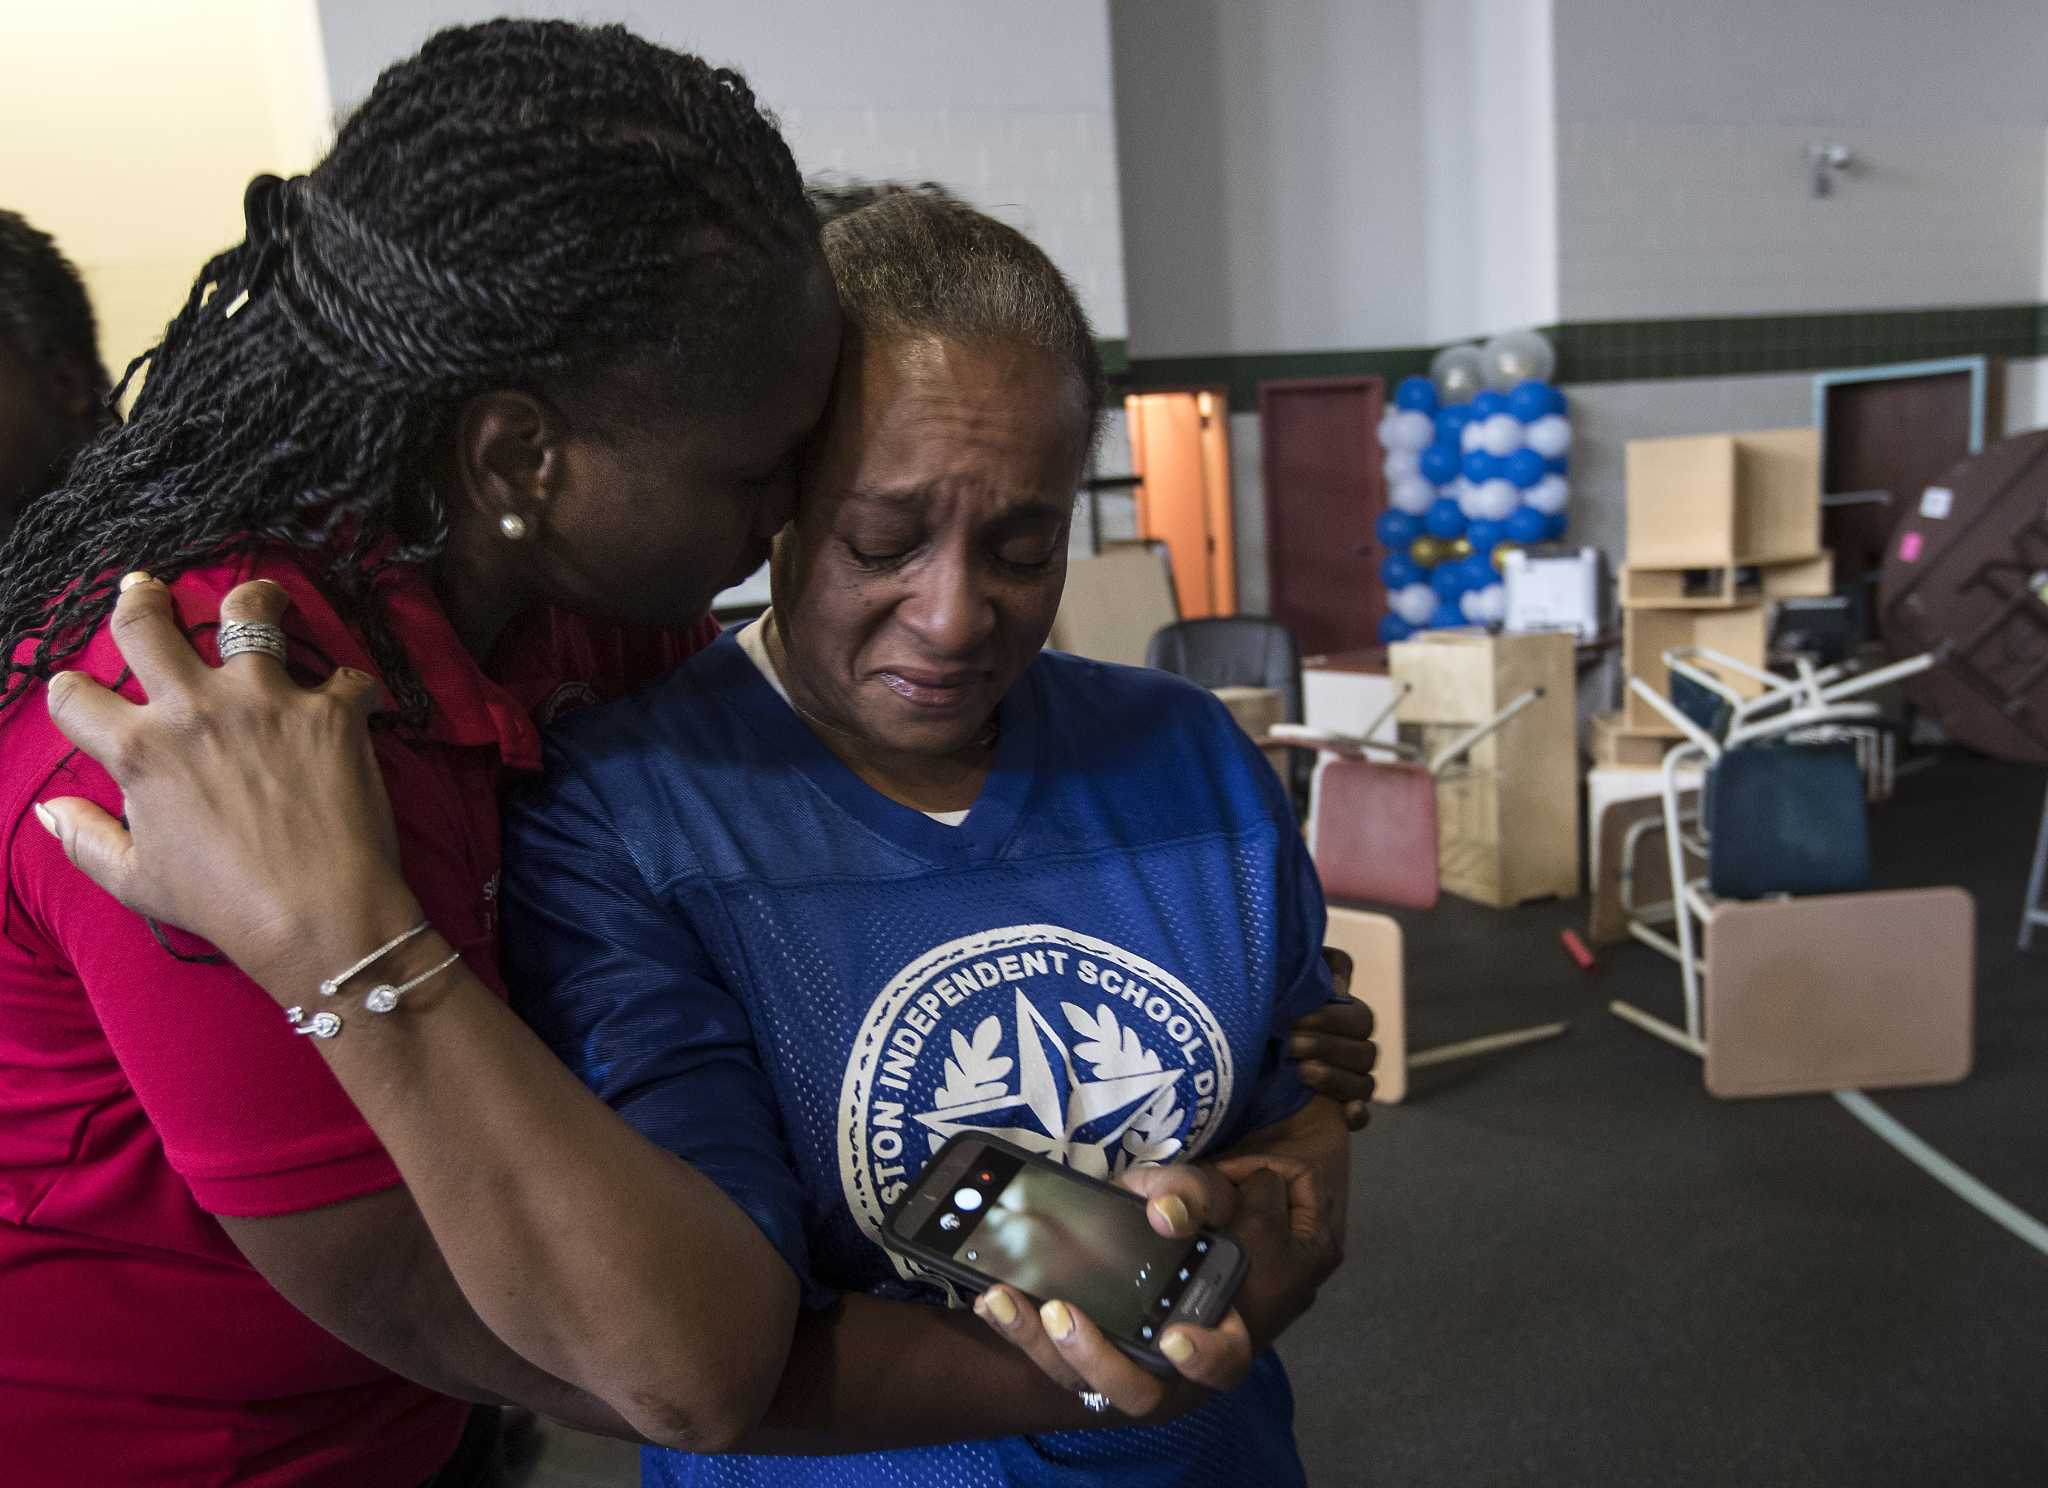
[879,1133,1249,1375]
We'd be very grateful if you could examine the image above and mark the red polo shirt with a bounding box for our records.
[0,550,714,1487]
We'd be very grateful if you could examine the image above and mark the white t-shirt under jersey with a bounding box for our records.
[736,615,969,828]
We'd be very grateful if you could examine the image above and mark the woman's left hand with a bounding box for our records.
[972,1282,1254,1423]
[1288,948,1378,1129]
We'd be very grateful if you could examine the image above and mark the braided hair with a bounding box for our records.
[0,209,110,402]
[0,20,815,728]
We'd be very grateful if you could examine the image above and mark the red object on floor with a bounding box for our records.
[1561,929,1596,971]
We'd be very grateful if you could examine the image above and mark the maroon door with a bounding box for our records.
[1822,368,1979,635]
[1258,376,1386,657]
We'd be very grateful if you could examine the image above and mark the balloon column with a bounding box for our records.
[1374,330,1571,644]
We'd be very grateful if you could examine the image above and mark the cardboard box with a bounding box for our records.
[1625,428,1822,569]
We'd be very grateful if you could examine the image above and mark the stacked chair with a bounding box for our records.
[1270,682,1568,1102]
[1615,644,1973,1097]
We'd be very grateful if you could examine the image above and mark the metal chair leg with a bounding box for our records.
[2022,781,2048,953]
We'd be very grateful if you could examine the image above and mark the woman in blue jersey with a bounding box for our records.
[499,189,1348,1487]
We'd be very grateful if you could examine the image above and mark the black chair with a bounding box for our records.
[1146,617,1307,805]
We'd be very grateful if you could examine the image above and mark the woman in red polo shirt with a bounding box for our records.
[0,20,843,1485]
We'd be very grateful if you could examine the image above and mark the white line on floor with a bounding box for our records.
[1834,1089,2048,1258]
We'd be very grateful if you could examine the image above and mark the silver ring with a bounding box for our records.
[217,620,287,664]
[1077,1390,1111,1414]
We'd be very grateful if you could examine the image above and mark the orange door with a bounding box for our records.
[1127,388,1235,618]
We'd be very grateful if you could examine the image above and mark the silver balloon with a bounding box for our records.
[1480,329,1556,389]
[1429,343,1487,405]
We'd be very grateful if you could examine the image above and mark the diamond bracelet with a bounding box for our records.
[286,921,462,1040]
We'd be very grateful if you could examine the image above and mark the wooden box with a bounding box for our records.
[1211,684,1290,785]
[1622,605,1769,734]
[1590,710,1671,768]
[1625,428,1822,569]
[1387,630,1579,908]
[1620,550,1835,611]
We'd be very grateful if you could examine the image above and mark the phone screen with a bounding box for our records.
[912,1150,1204,1343]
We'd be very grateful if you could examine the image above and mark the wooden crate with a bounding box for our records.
[1625,428,1822,569]
[1620,550,1835,610]
[1387,631,1579,908]
[1622,605,1769,734]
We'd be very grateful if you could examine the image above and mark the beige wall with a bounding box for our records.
[0,0,330,384]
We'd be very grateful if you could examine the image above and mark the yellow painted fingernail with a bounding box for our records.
[1161,1331,1196,1366]
[33,802,58,837]
[985,1289,1017,1327]
[117,571,156,593]
[1040,1300,1073,1341]
[1152,1195,1190,1232]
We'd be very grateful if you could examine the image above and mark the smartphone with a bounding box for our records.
[881,1133,1247,1372]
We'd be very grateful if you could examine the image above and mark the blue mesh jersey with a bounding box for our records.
[501,633,1332,1488]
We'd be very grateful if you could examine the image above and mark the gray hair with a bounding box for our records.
[814,183,1105,451]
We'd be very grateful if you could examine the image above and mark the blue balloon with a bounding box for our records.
[1545,510,1570,540]
[1471,389,1510,419]
[1466,517,1504,554]
[1419,442,1461,485]
[1381,552,1422,590]
[1505,505,1549,544]
[1505,448,1547,488]
[1431,563,1469,600]
[1424,497,1468,541]
[1377,613,1415,645]
[1429,597,1468,629]
[1375,508,1420,549]
[1462,554,1498,590]
[1461,449,1499,484]
[1436,404,1476,440]
[1395,375,1439,414]
[1507,380,1561,422]
[1545,456,1568,476]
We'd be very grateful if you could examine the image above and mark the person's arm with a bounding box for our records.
[220,1191,644,1439]
[36,577,793,1451]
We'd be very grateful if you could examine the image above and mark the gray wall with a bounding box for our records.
[315,0,1129,338]
[1109,0,1431,356]
[1552,0,2048,320]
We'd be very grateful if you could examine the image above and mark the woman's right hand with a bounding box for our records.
[967,1157,1325,1422]
[35,574,422,998]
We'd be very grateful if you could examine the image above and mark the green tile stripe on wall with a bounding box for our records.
[1111,302,2048,411]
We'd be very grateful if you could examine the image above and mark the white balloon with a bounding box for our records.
[1466,583,1507,623]
[1526,473,1569,516]
[1386,409,1436,452]
[1478,413,1523,458]
[1526,414,1571,459]
[1481,329,1556,388]
[1460,421,1484,453]
[1477,478,1521,522]
[1430,344,1487,405]
[1389,477,1435,515]
[1383,447,1420,482]
[1456,479,1488,519]
[1393,583,1438,626]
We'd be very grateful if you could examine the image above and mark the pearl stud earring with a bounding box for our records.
[499,513,528,541]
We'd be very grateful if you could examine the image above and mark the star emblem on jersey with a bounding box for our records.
[839,924,1237,1252]
[911,992,1185,1177]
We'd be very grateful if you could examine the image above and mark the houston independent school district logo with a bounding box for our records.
[838,925,1236,1271]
